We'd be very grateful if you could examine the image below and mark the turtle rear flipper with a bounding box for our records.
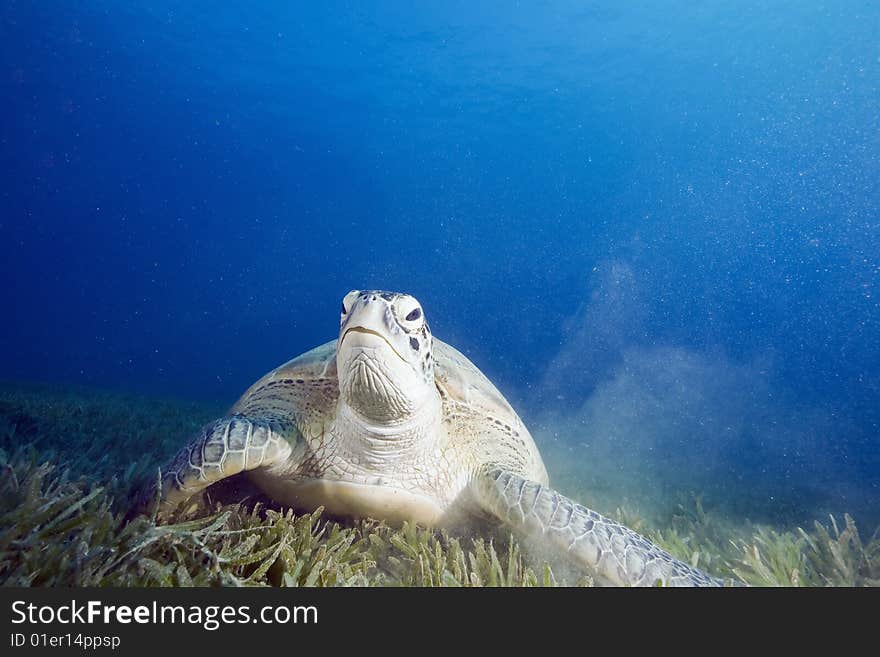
[475,469,724,586]
[137,414,294,518]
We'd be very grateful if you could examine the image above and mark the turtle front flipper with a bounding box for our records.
[475,469,726,586]
[139,414,294,518]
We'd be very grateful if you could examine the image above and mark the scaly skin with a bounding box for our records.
[146,414,293,514]
[144,290,729,586]
[477,470,724,586]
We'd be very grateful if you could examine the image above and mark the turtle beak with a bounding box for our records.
[338,294,411,365]
[340,326,408,364]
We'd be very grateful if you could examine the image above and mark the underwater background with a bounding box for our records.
[0,2,878,585]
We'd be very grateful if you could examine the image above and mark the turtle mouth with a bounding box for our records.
[341,326,408,363]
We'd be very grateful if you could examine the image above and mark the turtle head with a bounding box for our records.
[336,290,435,424]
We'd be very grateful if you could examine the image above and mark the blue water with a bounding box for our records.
[1,2,878,523]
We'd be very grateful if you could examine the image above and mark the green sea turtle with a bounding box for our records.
[145,290,723,586]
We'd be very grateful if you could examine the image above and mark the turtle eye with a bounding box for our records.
[405,308,422,322]
[341,290,360,317]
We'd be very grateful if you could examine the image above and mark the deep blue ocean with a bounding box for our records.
[1,2,878,525]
